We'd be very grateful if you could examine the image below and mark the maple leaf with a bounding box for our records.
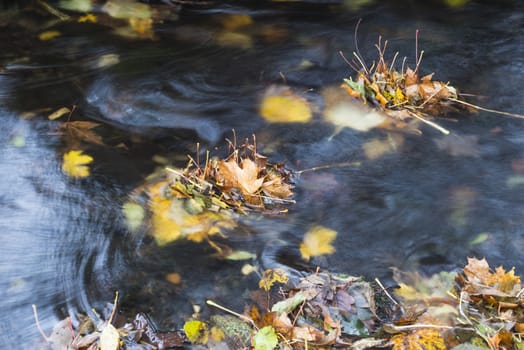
[299,225,337,261]
[58,120,104,147]
[217,158,264,197]
[62,150,94,178]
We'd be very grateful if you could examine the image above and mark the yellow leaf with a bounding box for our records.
[299,225,337,261]
[259,94,312,123]
[39,30,61,41]
[78,13,97,23]
[100,323,120,350]
[210,326,226,342]
[391,329,446,350]
[218,14,253,30]
[216,31,252,49]
[122,202,145,232]
[62,150,93,178]
[184,320,209,344]
[48,107,71,120]
[259,268,289,291]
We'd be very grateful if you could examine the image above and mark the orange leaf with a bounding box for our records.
[391,329,446,350]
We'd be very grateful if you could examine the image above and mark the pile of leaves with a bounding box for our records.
[126,134,295,247]
[341,33,471,134]
[39,258,524,349]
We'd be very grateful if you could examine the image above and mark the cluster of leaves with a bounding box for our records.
[453,257,524,350]
[341,35,470,134]
[126,135,295,248]
[41,258,524,350]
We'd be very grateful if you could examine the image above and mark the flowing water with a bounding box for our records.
[0,0,523,347]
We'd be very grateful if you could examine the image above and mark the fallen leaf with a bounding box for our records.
[362,133,404,160]
[217,14,253,30]
[122,202,145,232]
[259,87,312,123]
[62,150,94,178]
[299,225,337,261]
[78,13,97,23]
[216,31,253,49]
[324,101,386,132]
[39,30,61,41]
[165,272,182,285]
[271,291,306,315]
[58,120,104,147]
[391,328,446,350]
[259,268,289,291]
[100,323,120,350]
[48,107,71,120]
[183,320,209,344]
[253,326,278,350]
[217,157,264,197]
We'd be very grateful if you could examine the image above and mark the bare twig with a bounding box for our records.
[448,98,524,119]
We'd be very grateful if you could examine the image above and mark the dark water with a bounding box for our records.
[1,0,523,347]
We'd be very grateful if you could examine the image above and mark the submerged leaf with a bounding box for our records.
[299,225,337,261]
[259,87,312,123]
[62,150,93,178]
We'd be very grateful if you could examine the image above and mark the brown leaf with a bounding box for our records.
[405,67,419,86]
[59,121,104,146]
[217,158,264,197]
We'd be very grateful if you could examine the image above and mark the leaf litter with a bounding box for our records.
[335,22,524,135]
[41,258,524,349]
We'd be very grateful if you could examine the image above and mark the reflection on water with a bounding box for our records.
[1,0,524,347]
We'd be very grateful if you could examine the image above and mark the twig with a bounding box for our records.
[448,98,524,119]
[374,278,399,306]
[32,304,51,342]
[353,19,369,75]
[407,110,450,135]
[108,291,119,324]
[295,161,361,175]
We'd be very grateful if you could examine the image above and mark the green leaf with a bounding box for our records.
[122,202,145,232]
[253,326,278,350]
[271,292,306,315]
[344,77,365,98]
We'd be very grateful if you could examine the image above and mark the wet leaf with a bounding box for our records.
[391,329,446,350]
[259,268,289,291]
[362,133,404,160]
[324,100,387,132]
[271,291,306,315]
[299,225,337,261]
[183,320,209,344]
[217,158,265,197]
[165,272,182,285]
[58,0,91,12]
[253,326,278,350]
[62,150,93,178]
[102,0,151,20]
[58,120,104,146]
[470,232,489,245]
[100,323,120,350]
[48,107,71,120]
[122,202,145,232]
[39,31,61,41]
[218,14,253,30]
[259,87,312,123]
[78,13,97,23]
[210,326,226,342]
[225,250,256,261]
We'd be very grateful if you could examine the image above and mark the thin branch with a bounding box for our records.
[448,98,524,119]
[295,161,361,175]
[407,110,450,135]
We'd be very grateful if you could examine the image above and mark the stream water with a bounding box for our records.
[0,0,523,348]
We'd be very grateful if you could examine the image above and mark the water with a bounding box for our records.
[0,0,523,347]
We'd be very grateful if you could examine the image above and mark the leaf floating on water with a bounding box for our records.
[122,202,145,232]
[259,86,312,123]
[299,225,337,261]
[253,326,278,350]
[58,120,104,147]
[62,150,93,178]
[78,13,97,23]
[99,323,120,350]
